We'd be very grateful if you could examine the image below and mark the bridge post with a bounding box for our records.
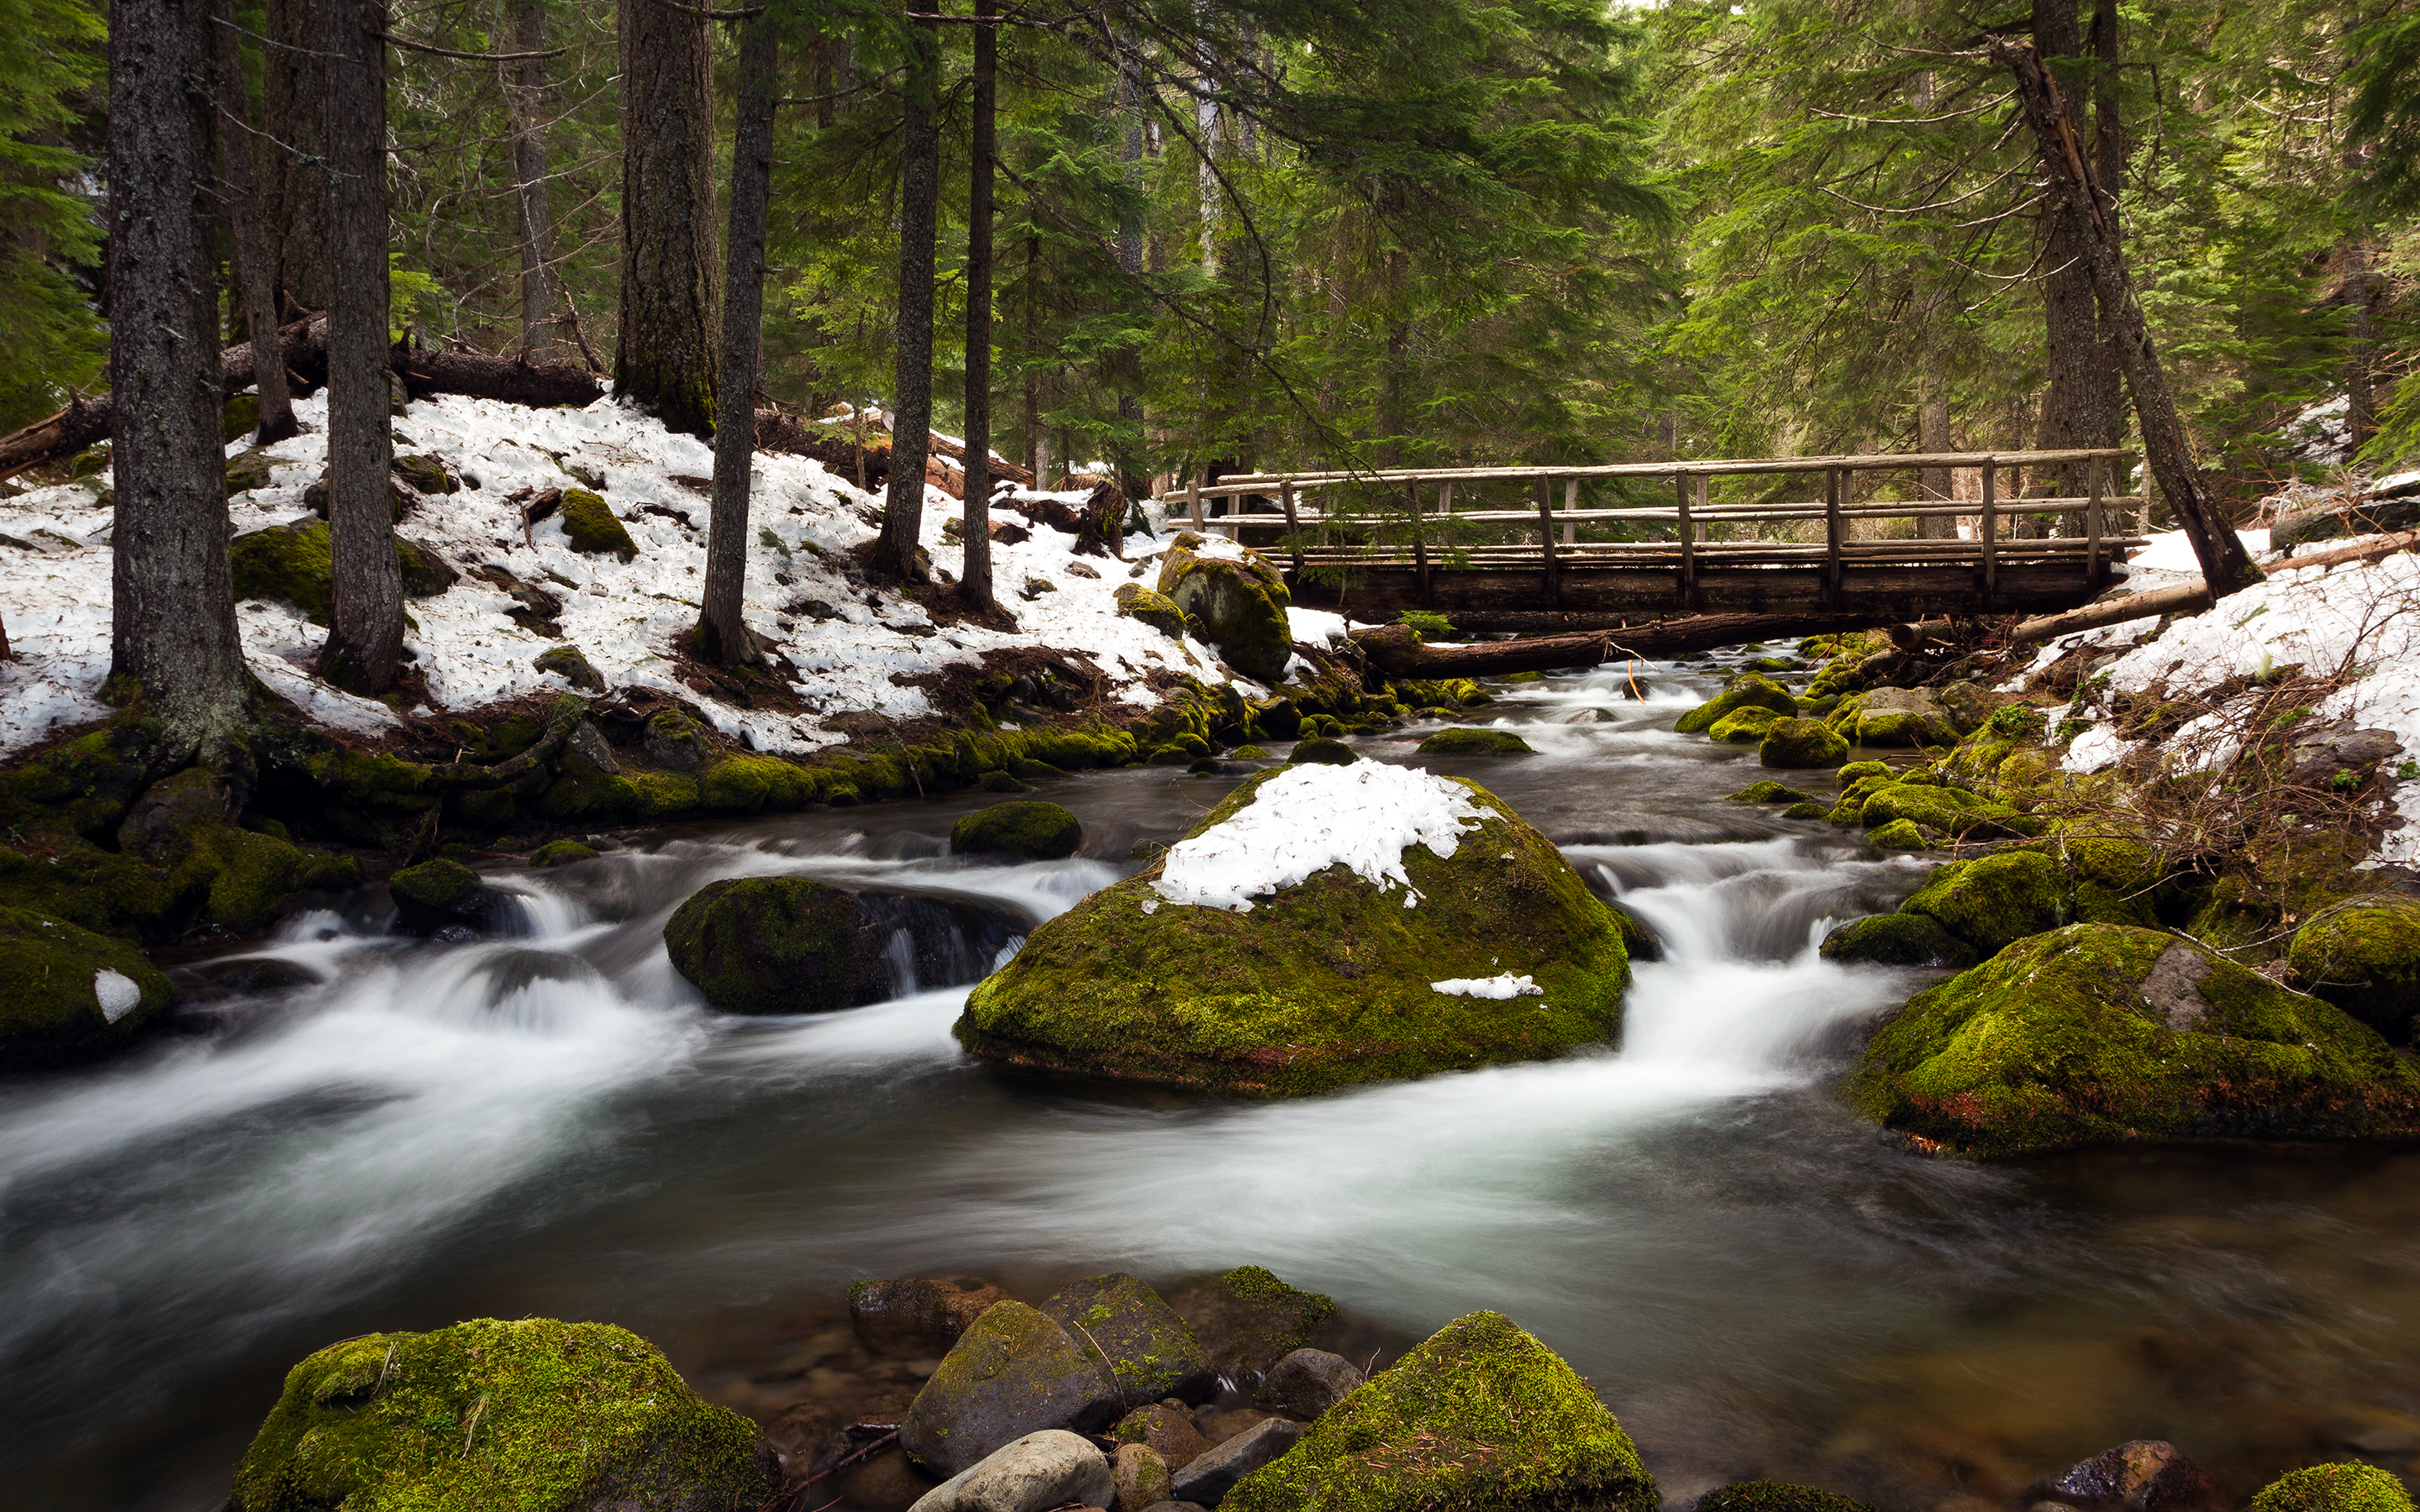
[1187,474,1203,531]
[1282,480,1303,575]
[1981,456,1998,602]
[1562,477,1579,546]
[1534,472,1562,607]
[1673,470,1697,611]
[1823,466,1844,608]
[1407,478,1431,605]
[2086,454,2105,583]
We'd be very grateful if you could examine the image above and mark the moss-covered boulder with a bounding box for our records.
[560,488,638,560]
[2288,898,2420,1042]
[1902,850,2065,956]
[392,453,457,496]
[226,1317,771,1512]
[224,447,278,496]
[952,800,1082,860]
[1830,686,1960,748]
[1415,727,1535,756]
[1288,737,1358,765]
[394,535,458,596]
[1167,1266,1338,1379]
[1675,673,1796,735]
[1728,780,1812,804]
[1850,925,2420,1156]
[850,1275,1005,1358]
[1759,717,1849,769]
[231,519,457,623]
[1818,912,1978,969]
[1224,1310,1657,1512]
[302,471,412,522]
[955,767,1630,1095]
[1697,1483,1877,1512]
[2251,1464,2417,1512]
[1158,543,1292,683]
[642,710,710,773]
[1039,1272,1213,1404]
[531,644,604,692]
[0,906,175,1070]
[1708,706,1783,744]
[1113,582,1190,638]
[528,840,597,869]
[661,877,887,1014]
[898,1300,1124,1478]
[1854,780,2036,840]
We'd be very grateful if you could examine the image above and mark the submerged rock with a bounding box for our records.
[853,1276,1006,1358]
[1850,925,2420,1157]
[1168,1266,1339,1380]
[952,800,1083,860]
[2287,897,2420,1042]
[1223,1310,1657,1512]
[665,877,1021,1014]
[1414,727,1535,756]
[1159,543,1292,684]
[0,906,175,1070]
[226,1317,771,1512]
[1255,1347,1366,1419]
[900,1301,1125,1478]
[1039,1272,1214,1404]
[953,767,1631,1095]
[906,1429,1114,1512]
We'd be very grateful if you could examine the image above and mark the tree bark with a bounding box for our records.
[702,8,778,665]
[616,0,720,438]
[1023,229,1043,477]
[960,0,997,610]
[505,0,557,365]
[2030,0,2104,516]
[2346,235,2377,452]
[212,0,297,445]
[109,0,251,757]
[2086,0,2127,445]
[876,10,941,580]
[1991,37,2261,595]
[260,0,329,316]
[323,0,404,692]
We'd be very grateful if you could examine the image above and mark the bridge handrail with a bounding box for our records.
[1176,445,2136,499]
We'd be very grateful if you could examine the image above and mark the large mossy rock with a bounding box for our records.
[2251,1463,2418,1512]
[2287,898,2420,1042]
[1039,1272,1213,1404]
[1675,673,1796,735]
[227,1317,772,1512]
[388,858,522,937]
[231,518,457,624]
[1167,1265,1337,1379]
[1224,1310,1658,1512]
[0,906,175,1070]
[953,767,1630,1095]
[1901,851,2067,957]
[1849,925,2420,1157]
[1760,717,1849,769]
[1708,706,1783,744]
[1829,687,1960,748]
[560,487,638,559]
[1818,912,1979,970]
[1157,543,1292,684]
[952,800,1082,860]
[1415,727,1535,756]
[661,877,885,1014]
[899,1300,1125,1479]
[1113,582,1190,638]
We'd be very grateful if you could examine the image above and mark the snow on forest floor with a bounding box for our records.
[2015,525,2420,867]
[0,391,1272,759]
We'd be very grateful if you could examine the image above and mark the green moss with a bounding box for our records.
[1708,706,1783,744]
[203,830,360,931]
[1415,727,1536,756]
[226,1317,769,1512]
[2288,898,2420,1042]
[1859,782,2034,841]
[1867,818,1927,848]
[2250,1464,2418,1512]
[1223,1310,1656,1512]
[1836,760,1891,784]
[1781,801,1828,820]
[1850,924,2420,1157]
[955,773,1630,1096]
[1290,738,1359,765]
[953,800,1083,859]
[1697,1483,1877,1512]
[1158,545,1292,682]
[531,646,603,693]
[697,753,805,813]
[559,489,637,560]
[1675,674,1796,735]
[392,454,455,496]
[1113,583,1191,638]
[1760,717,1849,769]
[1819,912,1978,969]
[1728,781,1813,804]
[662,876,878,1014]
[528,841,597,869]
[1233,744,1273,759]
[231,518,338,622]
[1039,1273,1209,1403]
[391,859,481,915]
[0,906,175,1069]
[1902,851,2067,955]
[1171,1265,1338,1378]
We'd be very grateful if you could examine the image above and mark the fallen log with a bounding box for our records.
[2008,530,2420,645]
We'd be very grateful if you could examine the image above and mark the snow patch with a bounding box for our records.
[93,969,142,1022]
[1152,763,1483,912]
[1429,974,1543,1000]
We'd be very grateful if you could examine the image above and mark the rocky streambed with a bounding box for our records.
[11,650,2420,1511]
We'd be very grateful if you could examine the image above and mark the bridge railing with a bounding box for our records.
[1153,448,2145,602]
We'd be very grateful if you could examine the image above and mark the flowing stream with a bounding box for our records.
[9,657,2420,1511]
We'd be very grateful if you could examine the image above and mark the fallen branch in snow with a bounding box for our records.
[2011,531,2420,644]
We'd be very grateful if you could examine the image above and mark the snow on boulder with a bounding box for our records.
[954,767,1630,1095]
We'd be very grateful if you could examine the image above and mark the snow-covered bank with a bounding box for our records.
[0,392,1267,759]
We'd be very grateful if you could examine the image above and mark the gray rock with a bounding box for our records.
[906,1430,1113,1512]
[566,720,620,775]
[1171,1417,1302,1505]
[900,1301,1124,1478]
[1166,1266,1337,1379]
[1113,1442,1173,1509]
[854,1276,1006,1358]
[2042,1440,2229,1512]
[1040,1272,1215,1405]
[1254,1348,1365,1420]
[1112,1402,1213,1470]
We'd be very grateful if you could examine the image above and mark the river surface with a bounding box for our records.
[8,657,2420,1511]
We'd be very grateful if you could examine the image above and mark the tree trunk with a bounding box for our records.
[260,0,329,316]
[1023,229,1042,477]
[2086,0,2127,445]
[876,11,941,580]
[2030,0,2102,517]
[2346,235,2377,452]
[109,0,251,757]
[961,0,998,610]
[616,0,719,438]
[211,0,297,445]
[323,0,404,692]
[702,8,778,665]
[505,0,557,365]
[1991,38,2260,595]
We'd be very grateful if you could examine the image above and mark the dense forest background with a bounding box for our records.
[8,0,2420,502]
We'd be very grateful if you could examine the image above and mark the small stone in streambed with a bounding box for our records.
[1009,758,1070,781]
[906,1429,1113,1512]
[899,1301,1123,1478]
[195,957,323,996]
[851,1276,1004,1358]
[1694,1481,1879,1512]
[1231,744,1271,759]
[1414,727,1534,756]
[1171,1418,1302,1506]
[951,800,1082,860]
[1255,1348,1365,1420]
[1115,1403,1213,1470]
[844,1445,940,1511]
[2043,1441,2230,1512]
[1114,1442,1175,1510]
[1286,736,1357,765]
[1726,780,1812,804]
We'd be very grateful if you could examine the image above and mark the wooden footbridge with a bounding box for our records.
[1160,449,2145,623]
